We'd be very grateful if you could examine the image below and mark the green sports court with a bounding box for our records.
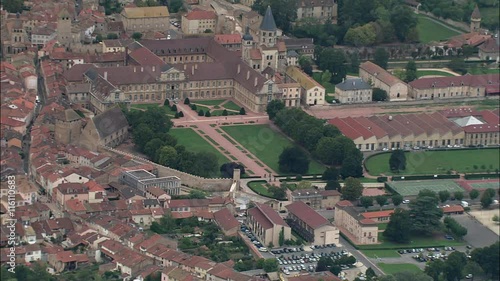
[387,180,465,196]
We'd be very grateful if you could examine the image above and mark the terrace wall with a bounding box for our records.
[99,146,233,191]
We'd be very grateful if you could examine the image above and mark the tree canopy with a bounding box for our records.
[409,190,443,235]
[278,147,310,174]
[266,100,285,120]
[342,177,364,201]
[252,0,298,33]
[389,149,406,171]
[383,208,412,243]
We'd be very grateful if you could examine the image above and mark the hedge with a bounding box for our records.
[377,176,388,183]
[391,174,460,181]
[464,173,500,180]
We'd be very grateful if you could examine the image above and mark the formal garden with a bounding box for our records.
[186,99,246,117]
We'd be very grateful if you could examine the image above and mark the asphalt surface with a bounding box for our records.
[453,214,500,248]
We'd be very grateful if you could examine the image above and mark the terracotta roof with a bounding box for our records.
[128,47,166,66]
[409,74,499,90]
[442,205,464,213]
[359,218,377,225]
[286,201,331,229]
[55,251,89,263]
[479,37,499,53]
[359,61,404,87]
[319,190,341,197]
[184,9,217,20]
[250,48,262,60]
[336,200,353,207]
[213,208,239,231]
[247,203,288,229]
[361,210,394,219]
[214,34,242,44]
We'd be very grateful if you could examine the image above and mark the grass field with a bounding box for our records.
[417,70,456,78]
[365,149,500,176]
[468,67,500,75]
[416,14,461,43]
[470,181,500,190]
[221,125,326,175]
[312,72,336,94]
[358,232,464,250]
[248,181,275,198]
[362,249,400,258]
[223,101,242,111]
[387,180,464,196]
[377,263,421,274]
[169,128,229,170]
[193,99,226,106]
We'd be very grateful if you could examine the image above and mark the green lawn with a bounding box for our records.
[130,103,161,110]
[377,263,422,275]
[223,101,242,111]
[358,233,464,250]
[248,181,275,198]
[312,72,336,94]
[467,67,500,75]
[193,99,226,106]
[221,124,326,175]
[377,223,388,231]
[417,70,456,78]
[365,149,500,176]
[416,14,461,43]
[169,128,229,170]
[362,249,400,258]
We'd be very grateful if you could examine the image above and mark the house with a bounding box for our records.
[320,190,341,209]
[285,201,339,245]
[52,183,89,210]
[120,6,170,33]
[335,78,372,103]
[296,0,338,23]
[359,61,408,101]
[181,9,218,35]
[213,208,239,236]
[145,186,172,203]
[102,39,134,53]
[478,37,499,62]
[79,106,129,151]
[361,210,394,223]
[48,251,89,273]
[334,201,378,245]
[442,205,465,215]
[246,203,291,247]
[214,34,242,51]
[24,244,42,262]
[285,66,325,105]
[119,169,181,196]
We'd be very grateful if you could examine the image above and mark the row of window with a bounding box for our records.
[419,91,481,99]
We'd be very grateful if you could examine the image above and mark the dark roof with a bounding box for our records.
[336,78,372,91]
[260,6,277,31]
[242,26,253,41]
[471,5,481,19]
[92,107,129,139]
[285,201,331,229]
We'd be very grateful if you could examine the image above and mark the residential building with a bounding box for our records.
[214,34,242,51]
[359,61,408,101]
[47,251,89,273]
[285,201,339,245]
[288,189,322,209]
[213,208,239,236]
[276,83,301,107]
[296,0,338,23]
[102,39,134,53]
[285,66,326,105]
[79,106,129,150]
[320,190,341,209]
[31,26,57,46]
[407,74,500,100]
[246,203,291,247]
[334,201,378,245]
[181,9,218,35]
[478,37,500,62]
[52,183,89,210]
[119,169,181,195]
[120,6,170,33]
[361,210,394,223]
[335,78,372,103]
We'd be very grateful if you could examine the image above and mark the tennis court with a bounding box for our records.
[456,179,499,191]
[387,180,465,196]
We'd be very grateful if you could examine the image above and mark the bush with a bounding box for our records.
[205,111,211,117]
[377,176,388,182]
[198,110,204,116]
[171,104,177,112]
[296,174,302,181]
[164,99,170,106]
[174,112,179,118]
[239,107,246,115]
[184,98,190,105]
[222,109,228,116]
[178,111,184,117]
[191,104,197,110]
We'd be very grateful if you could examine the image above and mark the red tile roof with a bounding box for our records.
[214,34,242,45]
[359,218,377,225]
[360,61,404,87]
[184,9,217,20]
[286,201,331,229]
[409,74,499,90]
[248,203,288,229]
[361,210,394,219]
[336,200,353,207]
[128,47,166,66]
[442,205,464,213]
[213,208,239,231]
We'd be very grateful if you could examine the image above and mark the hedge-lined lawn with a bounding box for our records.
[221,125,326,175]
[193,99,226,106]
[365,149,500,176]
[223,101,242,111]
[416,14,461,43]
[362,249,400,258]
[169,128,229,168]
[248,181,275,198]
[417,70,455,78]
[377,263,421,275]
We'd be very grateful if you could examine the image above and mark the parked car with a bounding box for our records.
[402,199,410,204]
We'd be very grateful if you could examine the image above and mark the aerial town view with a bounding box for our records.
[0,0,499,280]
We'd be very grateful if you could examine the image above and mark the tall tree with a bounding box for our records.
[278,147,310,174]
[376,195,388,207]
[404,60,418,82]
[392,194,404,206]
[439,190,451,203]
[2,0,24,13]
[374,48,389,69]
[390,5,418,42]
[425,259,445,281]
[383,208,412,243]
[444,251,467,281]
[409,194,443,235]
[360,196,374,209]
[341,177,364,201]
[469,189,479,200]
[266,100,285,120]
[298,56,313,75]
[471,242,499,278]
[325,180,341,191]
[157,146,178,167]
[317,48,347,84]
[389,149,406,171]
[322,167,340,181]
[372,88,388,101]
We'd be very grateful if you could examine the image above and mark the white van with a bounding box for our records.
[461,201,469,207]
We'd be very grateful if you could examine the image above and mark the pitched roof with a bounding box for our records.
[92,106,128,139]
[213,208,239,231]
[408,74,499,90]
[471,5,481,19]
[359,61,404,87]
[336,78,371,91]
[361,210,394,219]
[247,203,288,229]
[260,6,277,31]
[184,9,217,20]
[286,201,331,229]
[128,47,166,66]
[478,37,499,53]
[214,34,242,44]
[442,205,464,213]
[122,6,169,19]
[286,66,324,91]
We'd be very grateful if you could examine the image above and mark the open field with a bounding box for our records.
[362,249,400,258]
[365,149,500,176]
[312,72,336,94]
[468,67,500,75]
[387,180,464,197]
[416,70,455,78]
[221,125,326,175]
[416,14,462,43]
[377,263,422,274]
[248,181,275,198]
[169,128,229,168]
[357,233,464,250]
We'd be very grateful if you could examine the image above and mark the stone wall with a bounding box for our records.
[100,146,233,192]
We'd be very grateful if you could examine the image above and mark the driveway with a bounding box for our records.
[453,214,500,248]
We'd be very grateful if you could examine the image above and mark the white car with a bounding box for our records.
[402,199,410,204]
[258,247,268,252]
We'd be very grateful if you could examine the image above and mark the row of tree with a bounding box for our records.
[268,103,363,178]
[125,107,219,177]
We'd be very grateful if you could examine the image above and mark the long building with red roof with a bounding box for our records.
[329,109,499,151]
[246,203,291,247]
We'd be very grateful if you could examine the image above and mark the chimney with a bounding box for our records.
[104,71,107,80]
[254,77,258,87]
[246,71,250,80]
[237,64,241,74]
[192,65,194,75]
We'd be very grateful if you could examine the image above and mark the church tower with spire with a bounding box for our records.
[470,5,481,33]
[259,6,277,47]
[242,26,254,64]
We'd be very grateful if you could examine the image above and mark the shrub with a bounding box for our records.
[296,174,302,181]
[377,176,388,182]
[239,107,246,115]
[178,111,184,117]
[184,98,190,105]
[198,110,204,116]
[222,109,228,116]
[205,111,211,117]
[164,99,170,106]
[174,112,179,118]
[171,104,177,112]
[191,104,197,110]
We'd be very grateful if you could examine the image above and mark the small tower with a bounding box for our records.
[57,8,72,46]
[242,26,253,63]
[470,5,481,33]
[259,6,277,47]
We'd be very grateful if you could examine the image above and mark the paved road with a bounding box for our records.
[339,236,384,276]
[453,214,500,248]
